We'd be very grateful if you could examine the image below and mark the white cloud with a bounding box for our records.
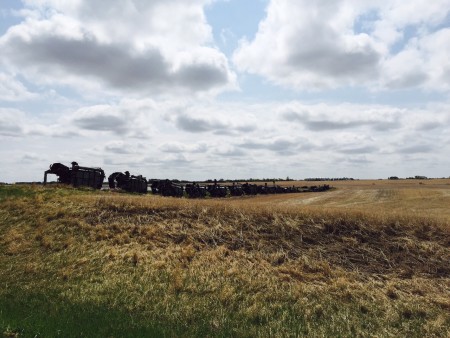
[233,0,383,89]
[159,141,208,154]
[165,104,258,135]
[21,0,214,49]
[0,73,36,101]
[0,0,236,96]
[233,0,450,91]
[1,98,450,181]
[103,140,143,155]
[64,100,163,138]
[418,29,450,90]
[0,108,25,136]
[280,102,403,132]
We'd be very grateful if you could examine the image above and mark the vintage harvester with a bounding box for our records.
[207,180,229,197]
[150,179,184,197]
[44,162,105,189]
[108,171,148,193]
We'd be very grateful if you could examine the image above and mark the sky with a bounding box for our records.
[1,0,450,182]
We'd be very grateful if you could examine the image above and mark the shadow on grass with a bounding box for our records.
[0,290,166,338]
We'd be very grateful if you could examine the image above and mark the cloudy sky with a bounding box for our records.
[1,0,450,182]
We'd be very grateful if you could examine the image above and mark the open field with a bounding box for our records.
[231,179,450,221]
[0,182,449,337]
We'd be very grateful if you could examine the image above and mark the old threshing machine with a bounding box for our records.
[44,162,105,189]
[108,171,148,193]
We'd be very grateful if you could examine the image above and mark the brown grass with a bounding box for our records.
[0,184,449,337]
[237,178,450,221]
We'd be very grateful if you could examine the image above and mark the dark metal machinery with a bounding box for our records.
[108,171,148,193]
[43,162,331,197]
[44,162,105,189]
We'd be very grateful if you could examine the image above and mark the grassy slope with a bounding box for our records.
[0,184,449,337]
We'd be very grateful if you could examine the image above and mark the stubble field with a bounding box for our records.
[0,180,449,337]
[240,179,450,221]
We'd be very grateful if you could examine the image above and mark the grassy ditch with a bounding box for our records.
[0,185,449,337]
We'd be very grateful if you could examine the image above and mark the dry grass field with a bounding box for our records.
[235,179,450,221]
[0,181,449,337]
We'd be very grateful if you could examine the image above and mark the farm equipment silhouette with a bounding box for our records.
[43,161,331,197]
[108,171,147,193]
[150,180,331,198]
[150,179,184,197]
[44,162,105,189]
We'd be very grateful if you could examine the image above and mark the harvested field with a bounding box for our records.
[238,179,450,221]
[0,183,449,337]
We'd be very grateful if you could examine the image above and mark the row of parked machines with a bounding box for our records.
[44,162,331,196]
[148,179,331,198]
[44,162,147,193]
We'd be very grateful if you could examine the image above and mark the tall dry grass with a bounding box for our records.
[0,184,449,337]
